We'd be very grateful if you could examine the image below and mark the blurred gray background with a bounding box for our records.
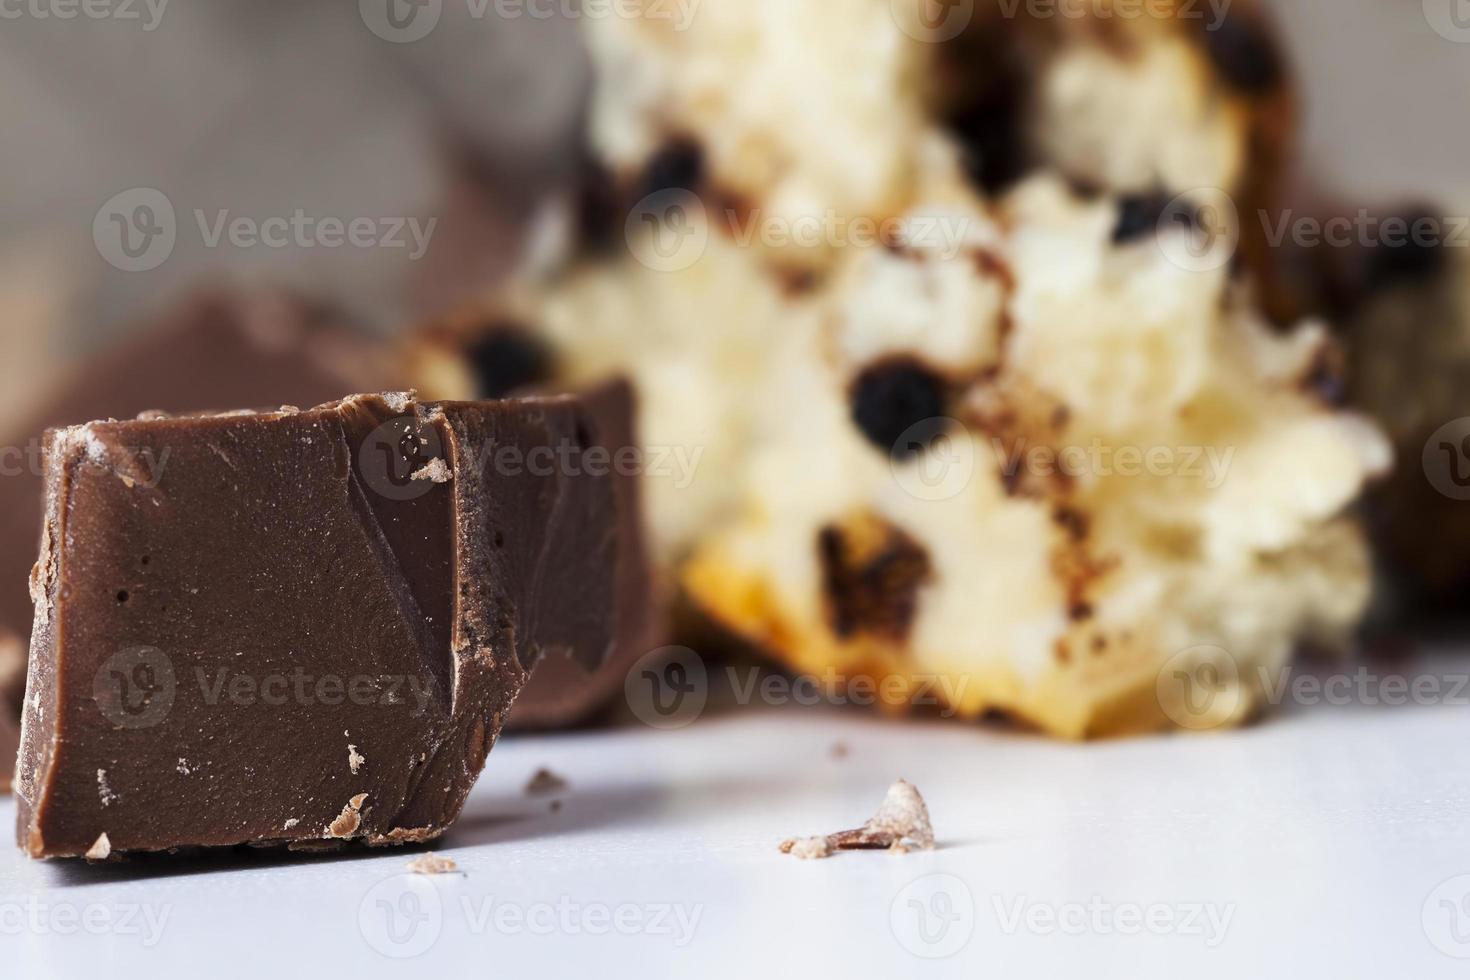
[0,0,1465,415]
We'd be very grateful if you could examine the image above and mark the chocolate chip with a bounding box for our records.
[946,88,1030,195]
[467,327,555,399]
[1052,506,1090,543]
[1111,193,1200,244]
[850,360,948,458]
[1300,343,1348,407]
[637,138,705,200]
[1201,14,1284,95]
[574,160,624,254]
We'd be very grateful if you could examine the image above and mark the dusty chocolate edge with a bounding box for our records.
[0,288,388,793]
[15,391,620,859]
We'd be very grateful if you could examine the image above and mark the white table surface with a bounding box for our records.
[3,656,1469,980]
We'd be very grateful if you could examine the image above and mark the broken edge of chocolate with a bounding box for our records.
[16,390,626,859]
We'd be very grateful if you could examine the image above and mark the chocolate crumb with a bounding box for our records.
[779,780,935,860]
[830,741,850,760]
[525,767,568,796]
[327,793,369,838]
[407,853,460,876]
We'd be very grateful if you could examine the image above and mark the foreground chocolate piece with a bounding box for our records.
[16,392,620,859]
[0,288,386,791]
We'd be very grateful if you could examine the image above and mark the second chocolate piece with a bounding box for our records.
[17,391,621,859]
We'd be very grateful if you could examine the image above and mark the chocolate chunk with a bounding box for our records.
[15,391,620,859]
[507,381,662,729]
[466,326,557,399]
[818,515,932,642]
[1200,14,1285,94]
[0,289,386,794]
[850,360,948,458]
